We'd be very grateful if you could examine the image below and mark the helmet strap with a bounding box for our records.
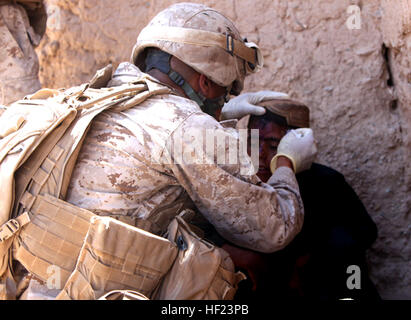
[145,49,226,117]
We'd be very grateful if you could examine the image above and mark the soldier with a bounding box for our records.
[68,2,317,252]
[11,3,317,299]
[0,0,46,105]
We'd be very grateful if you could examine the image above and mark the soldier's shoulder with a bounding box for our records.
[139,92,206,125]
[149,93,201,113]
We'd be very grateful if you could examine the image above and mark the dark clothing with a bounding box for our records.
[234,163,380,300]
[296,163,377,254]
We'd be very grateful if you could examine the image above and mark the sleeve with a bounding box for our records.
[161,112,305,253]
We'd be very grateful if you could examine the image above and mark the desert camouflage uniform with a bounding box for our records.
[0,1,44,105]
[65,64,305,253]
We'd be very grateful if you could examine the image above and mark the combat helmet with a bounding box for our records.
[131,2,263,97]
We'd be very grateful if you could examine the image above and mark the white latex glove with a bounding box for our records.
[220,91,290,120]
[270,128,317,174]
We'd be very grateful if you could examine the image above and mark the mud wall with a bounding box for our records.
[36,0,410,299]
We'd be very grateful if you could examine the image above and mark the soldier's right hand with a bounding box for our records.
[270,128,318,174]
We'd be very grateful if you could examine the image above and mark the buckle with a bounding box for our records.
[226,33,234,56]
[176,235,187,251]
[0,219,20,242]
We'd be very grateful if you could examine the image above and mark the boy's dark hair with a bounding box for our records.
[250,112,288,129]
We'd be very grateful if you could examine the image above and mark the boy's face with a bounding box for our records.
[248,117,288,183]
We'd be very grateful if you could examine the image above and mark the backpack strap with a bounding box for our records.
[0,212,30,242]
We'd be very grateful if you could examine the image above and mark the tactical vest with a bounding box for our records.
[0,73,169,297]
[0,71,244,300]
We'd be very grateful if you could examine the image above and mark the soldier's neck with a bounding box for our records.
[147,57,200,100]
[147,69,187,98]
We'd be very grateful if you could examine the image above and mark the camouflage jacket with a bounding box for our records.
[66,65,304,253]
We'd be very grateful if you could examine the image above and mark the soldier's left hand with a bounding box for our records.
[220,91,289,120]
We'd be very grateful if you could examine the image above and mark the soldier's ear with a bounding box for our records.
[198,74,211,97]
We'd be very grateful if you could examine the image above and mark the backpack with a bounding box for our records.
[0,67,171,298]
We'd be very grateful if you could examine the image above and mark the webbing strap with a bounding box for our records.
[13,110,74,216]
[138,26,258,65]
[109,79,171,113]
[14,193,92,283]
[17,143,65,201]
[82,248,156,294]
[15,244,71,284]
[19,222,81,271]
[122,251,142,276]
[0,212,30,242]
[74,84,146,110]
[33,194,92,232]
